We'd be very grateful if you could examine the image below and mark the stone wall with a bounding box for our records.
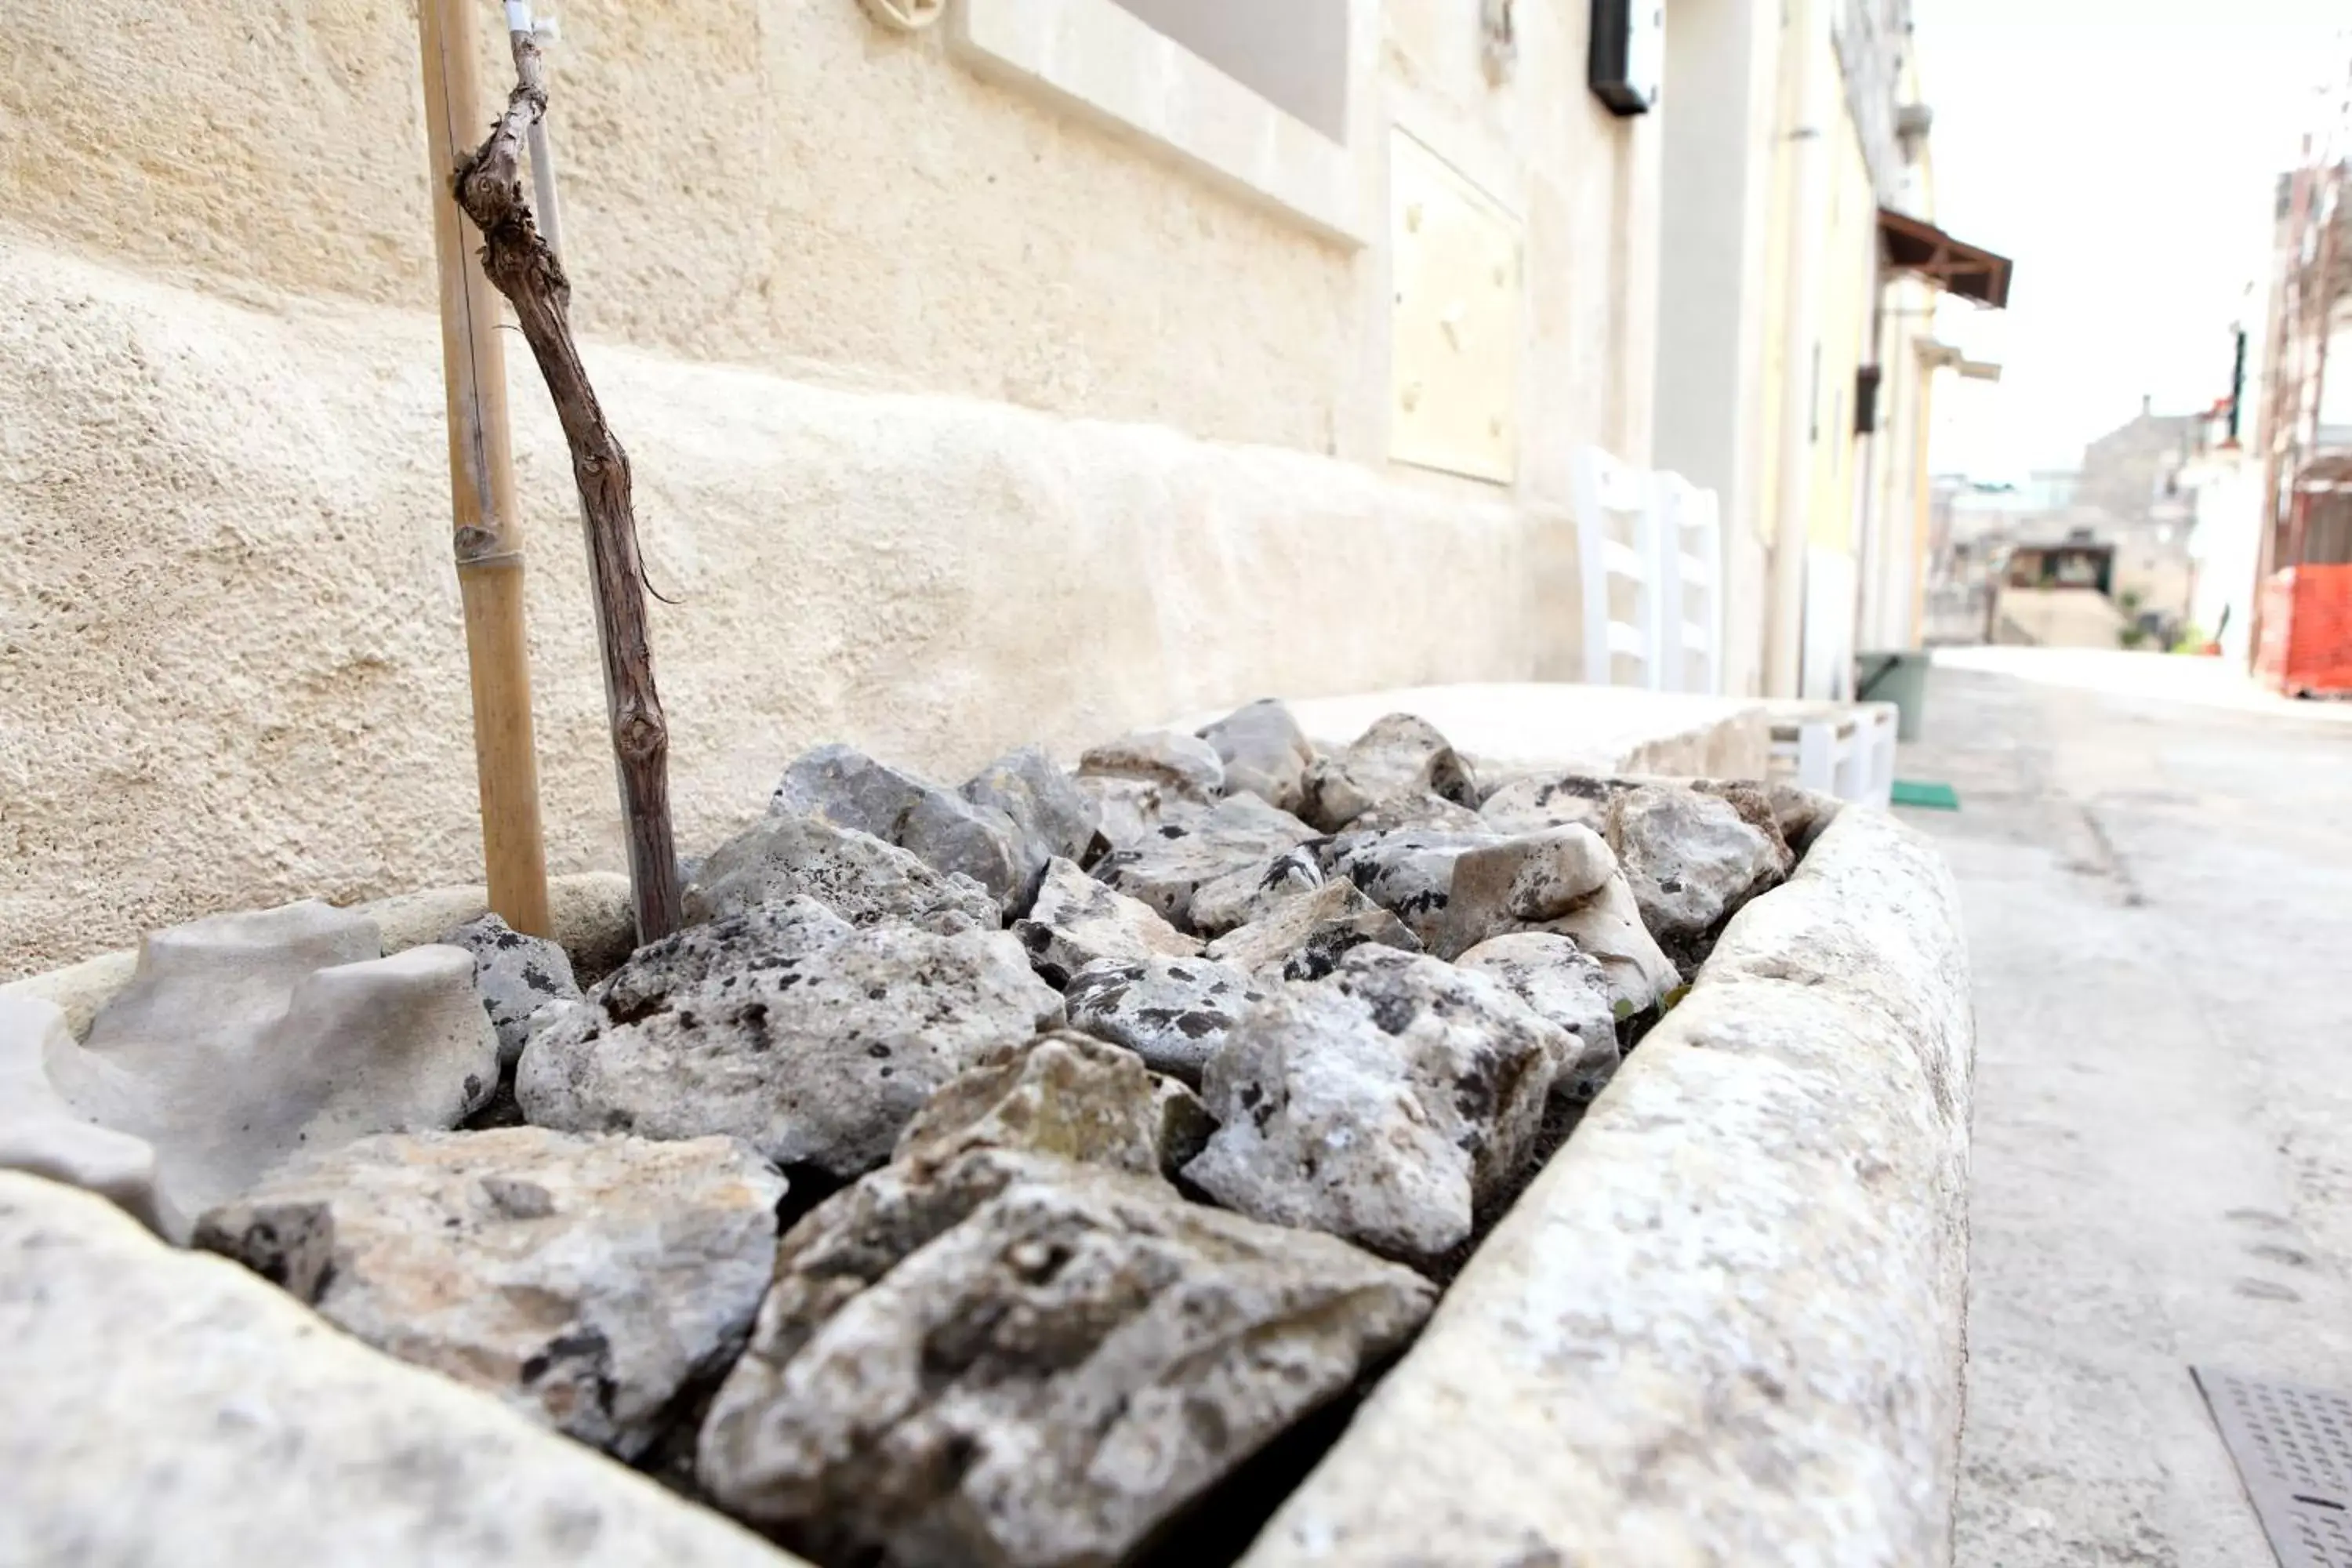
[0,0,1663,974]
[0,0,1352,453]
[0,0,1657,481]
[0,237,1580,976]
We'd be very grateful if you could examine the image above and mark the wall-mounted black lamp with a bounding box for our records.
[1589,0,1664,115]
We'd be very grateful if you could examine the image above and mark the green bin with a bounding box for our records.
[1854,650,1930,742]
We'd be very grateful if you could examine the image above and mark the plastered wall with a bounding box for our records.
[0,0,1654,477]
[0,0,1654,974]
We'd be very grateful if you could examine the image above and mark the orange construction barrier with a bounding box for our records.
[2256,564,2352,695]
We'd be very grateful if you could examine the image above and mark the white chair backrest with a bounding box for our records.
[1774,704,1896,810]
[1650,472,1724,695]
[1573,446,1661,689]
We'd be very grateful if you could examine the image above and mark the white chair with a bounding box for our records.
[1573,446,1661,689]
[1770,700,1897,809]
[1650,473,1724,696]
[1855,703,1896,807]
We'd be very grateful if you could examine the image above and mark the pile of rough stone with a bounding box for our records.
[0,699,1824,1568]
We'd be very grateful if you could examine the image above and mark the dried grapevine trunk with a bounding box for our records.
[453,22,682,944]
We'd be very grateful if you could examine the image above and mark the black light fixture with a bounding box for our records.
[1589,0,1664,116]
[1854,365,1884,434]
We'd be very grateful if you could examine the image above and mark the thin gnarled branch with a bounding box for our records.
[454,23,683,946]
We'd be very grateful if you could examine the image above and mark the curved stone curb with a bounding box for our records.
[1239,807,1975,1567]
[0,1171,811,1568]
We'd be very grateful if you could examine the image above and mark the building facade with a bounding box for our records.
[1923,405,2207,651]
[1654,0,2003,700]
[0,0,1994,973]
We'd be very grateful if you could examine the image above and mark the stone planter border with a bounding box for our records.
[2,716,1974,1566]
[1239,805,1976,1567]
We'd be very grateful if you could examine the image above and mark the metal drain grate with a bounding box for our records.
[2194,1366,2352,1568]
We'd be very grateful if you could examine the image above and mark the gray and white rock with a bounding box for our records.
[362,871,642,987]
[1478,772,1635,837]
[696,1147,1432,1568]
[1515,871,1683,1014]
[192,1128,786,1459]
[1184,949,1560,1265]
[892,1032,1166,1178]
[1606,782,1793,953]
[0,1172,807,1568]
[963,744,1103,883]
[1187,844,1327,937]
[1011,857,1200,989]
[0,995,172,1236]
[1078,729,1225,800]
[1197,698,1318,815]
[1298,713,1479,833]
[1691,776,1795,850]
[41,902,498,1241]
[1322,828,1496,948]
[768,742,934,839]
[1331,792,1488,836]
[768,744,1043,904]
[1736,779,1844,856]
[896,789,1029,903]
[1204,879,1423,982]
[1073,774,1205,851]
[437,913,583,1071]
[684,814,1001,931]
[1236,808,1974,1568]
[518,898,1063,1179]
[1063,955,1260,1086]
[1436,825,1619,958]
[1091,793,1319,931]
[1455,933,1622,1101]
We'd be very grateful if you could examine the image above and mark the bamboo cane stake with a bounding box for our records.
[456,8,684,946]
[416,0,552,937]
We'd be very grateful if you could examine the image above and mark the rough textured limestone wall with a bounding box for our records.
[0,0,1659,973]
[0,238,1549,975]
[0,0,1655,485]
[0,0,1359,454]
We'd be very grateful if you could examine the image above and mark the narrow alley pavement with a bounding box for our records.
[1900,649,2352,1567]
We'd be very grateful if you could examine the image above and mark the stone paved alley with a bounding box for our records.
[1910,649,2352,1567]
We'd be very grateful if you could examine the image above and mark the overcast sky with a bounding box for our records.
[1914,0,2348,480]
